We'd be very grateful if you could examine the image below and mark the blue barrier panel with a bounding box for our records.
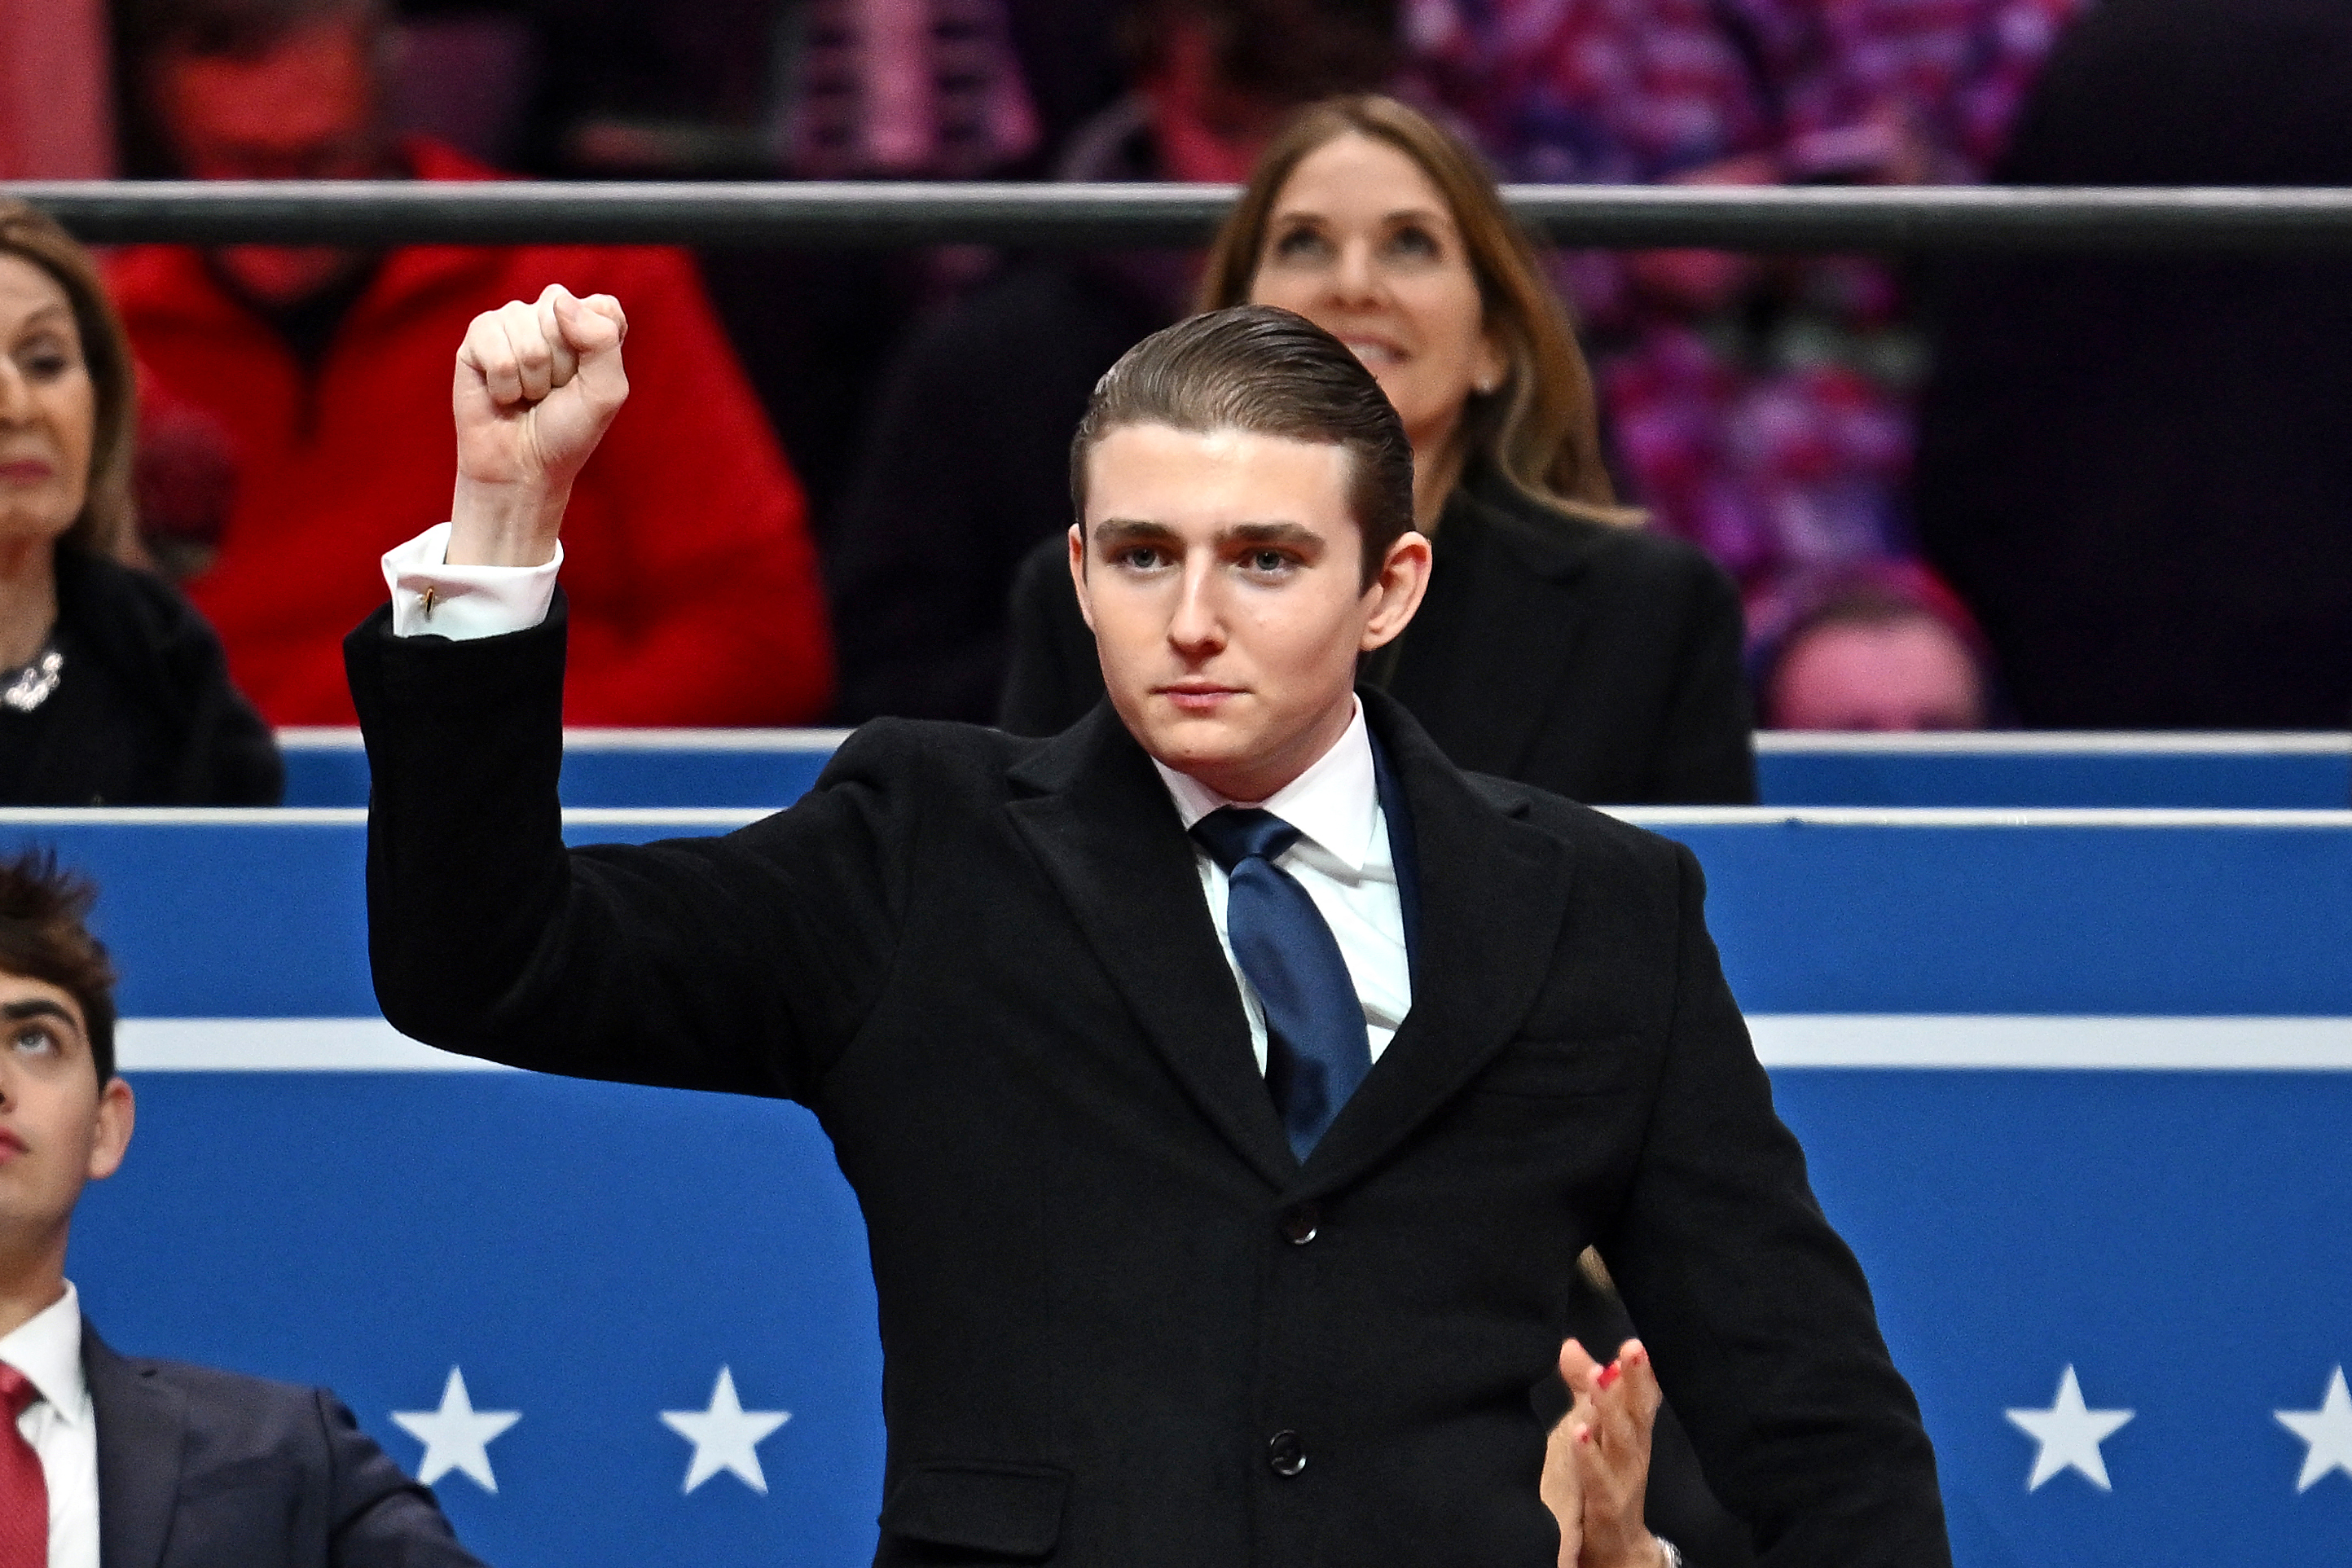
[1756,733,2352,809]
[2,806,2348,1566]
[281,730,2352,810]
[279,731,842,811]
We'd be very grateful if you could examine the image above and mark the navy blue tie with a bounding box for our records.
[1191,807,1372,1162]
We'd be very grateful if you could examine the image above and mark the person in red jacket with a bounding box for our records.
[108,0,833,726]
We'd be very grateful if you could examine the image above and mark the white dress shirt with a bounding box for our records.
[380,525,1417,1069]
[1153,701,1413,1072]
[381,523,562,641]
[0,1280,99,1568]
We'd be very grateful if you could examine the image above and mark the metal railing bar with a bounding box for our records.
[9,180,2352,249]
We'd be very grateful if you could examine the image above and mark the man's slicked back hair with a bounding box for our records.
[0,849,118,1083]
[1070,305,1416,586]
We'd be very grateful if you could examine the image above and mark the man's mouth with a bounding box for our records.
[1158,681,1242,714]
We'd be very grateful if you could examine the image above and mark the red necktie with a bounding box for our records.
[0,1364,46,1568]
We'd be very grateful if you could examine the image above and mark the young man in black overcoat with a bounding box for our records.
[345,289,1950,1566]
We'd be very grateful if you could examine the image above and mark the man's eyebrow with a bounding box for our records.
[1,998,79,1029]
[1220,522,1325,550]
[1091,519,1181,545]
[1090,520,1327,550]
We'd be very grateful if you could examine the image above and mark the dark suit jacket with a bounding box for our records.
[999,472,1759,806]
[81,1324,484,1568]
[0,548,282,806]
[347,601,1943,1567]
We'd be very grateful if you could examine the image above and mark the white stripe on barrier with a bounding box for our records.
[111,1015,2352,1071]
[1748,1014,2352,1069]
[116,1017,514,1071]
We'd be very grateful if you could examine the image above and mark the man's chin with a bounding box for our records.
[1136,713,1256,782]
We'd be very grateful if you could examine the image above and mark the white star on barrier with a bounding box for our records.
[662,1366,792,1494]
[2275,1366,2352,1492]
[393,1367,521,1493]
[2006,1365,2133,1491]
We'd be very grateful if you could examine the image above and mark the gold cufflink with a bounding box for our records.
[419,586,437,618]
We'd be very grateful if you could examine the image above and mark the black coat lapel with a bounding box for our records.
[85,1322,187,1568]
[1300,692,1576,1197]
[1007,704,1299,1189]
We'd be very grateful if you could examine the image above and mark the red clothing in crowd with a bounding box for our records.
[108,138,833,726]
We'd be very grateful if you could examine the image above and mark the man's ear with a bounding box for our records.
[1361,530,1433,652]
[86,1076,134,1184]
[1066,523,1097,632]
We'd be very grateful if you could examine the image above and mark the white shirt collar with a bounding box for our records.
[1152,699,1381,872]
[0,1280,86,1426]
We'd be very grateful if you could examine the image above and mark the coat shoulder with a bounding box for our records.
[1485,485,1736,605]
[109,1351,331,1449]
[55,549,235,693]
[821,714,1050,799]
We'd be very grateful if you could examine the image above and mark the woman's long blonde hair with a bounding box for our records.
[0,200,138,559]
[1198,94,1638,526]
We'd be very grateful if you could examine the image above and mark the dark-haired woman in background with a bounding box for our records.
[0,200,279,805]
[1000,94,1755,806]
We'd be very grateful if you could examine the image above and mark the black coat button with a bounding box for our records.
[1281,1202,1320,1245]
[1267,1430,1306,1476]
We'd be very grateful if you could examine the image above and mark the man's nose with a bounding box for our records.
[1167,558,1226,652]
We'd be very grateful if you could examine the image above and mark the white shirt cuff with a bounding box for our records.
[382,522,561,640]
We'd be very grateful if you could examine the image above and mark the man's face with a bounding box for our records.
[1071,424,1428,802]
[0,971,132,1263]
[152,18,385,305]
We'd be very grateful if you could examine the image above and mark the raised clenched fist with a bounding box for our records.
[448,283,629,566]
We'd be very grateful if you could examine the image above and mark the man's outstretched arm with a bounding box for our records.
[349,288,907,1102]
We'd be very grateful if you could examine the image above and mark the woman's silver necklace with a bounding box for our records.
[1,642,63,713]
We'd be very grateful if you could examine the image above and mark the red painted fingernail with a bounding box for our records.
[1596,1364,1621,1390]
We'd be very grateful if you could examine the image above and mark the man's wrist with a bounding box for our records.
[448,475,568,568]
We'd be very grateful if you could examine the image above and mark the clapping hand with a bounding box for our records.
[1544,1337,1668,1568]
[449,283,629,566]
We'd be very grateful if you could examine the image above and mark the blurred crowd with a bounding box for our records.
[1,0,2350,806]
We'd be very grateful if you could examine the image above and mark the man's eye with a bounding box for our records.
[1116,547,1166,569]
[1244,549,1292,573]
[10,1026,56,1056]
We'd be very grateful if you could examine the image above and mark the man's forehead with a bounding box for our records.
[0,969,85,1029]
[1084,423,1354,526]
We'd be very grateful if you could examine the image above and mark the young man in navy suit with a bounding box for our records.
[348,292,1949,1566]
[0,850,486,1568]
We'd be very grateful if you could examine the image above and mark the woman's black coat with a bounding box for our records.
[0,547,282,806]
[999,471,1758,806]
